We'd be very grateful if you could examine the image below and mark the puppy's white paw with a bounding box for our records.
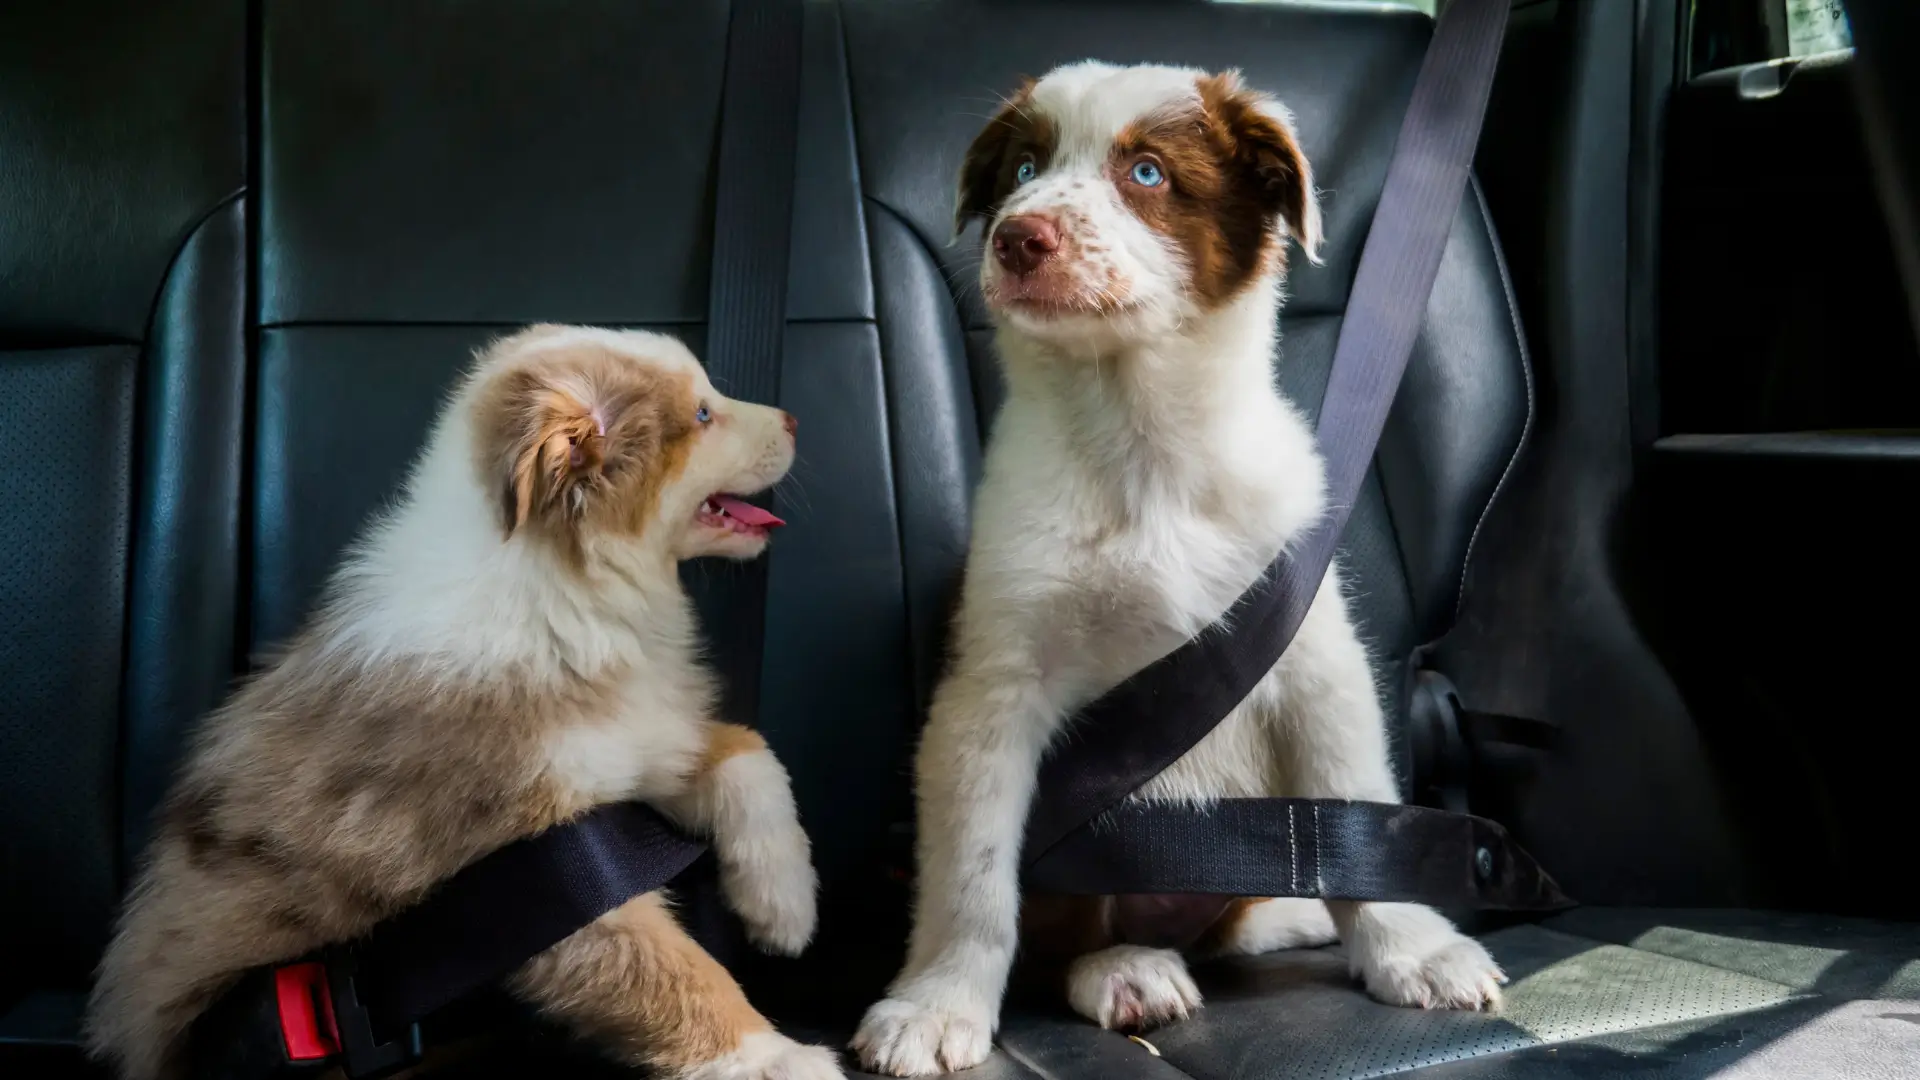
[851,996,994,1076]
[722,843,818,957]
[682,1032,844,1080]
[710,749,819,956]
[1066,946,1203,1031]
[1361,933,1506,1012]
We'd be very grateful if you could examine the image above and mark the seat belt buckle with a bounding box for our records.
[323,951,424,1080]
[271,962,343,1065]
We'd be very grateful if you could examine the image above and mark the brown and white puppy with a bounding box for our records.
[86,326,842,1080]
[853,63,1504,1076]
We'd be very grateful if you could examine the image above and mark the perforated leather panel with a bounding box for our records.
[0,347,138,984]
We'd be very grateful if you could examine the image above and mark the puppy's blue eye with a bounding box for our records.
[695,404,712,424]
[1015,159,1038,185]
[1130,160,1164,187]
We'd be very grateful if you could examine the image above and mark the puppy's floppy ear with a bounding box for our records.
[954,78,1036,237]
[1208,70,1325,265]
[489,369,618,537]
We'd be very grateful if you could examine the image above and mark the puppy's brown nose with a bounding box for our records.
[781,411,798,437]
[993,215,1061,276]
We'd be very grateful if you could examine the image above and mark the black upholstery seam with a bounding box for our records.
[0,331,141,349]
[1000,1038,1205,1080]
[146,188,249,337]
[1447,176,1537,624]
[994,1042,1066,1080]
[867,191,995,444]
[827,9,918,757]
[114,185,248,886]
[237,0,262,669]
[864,194,963,286]
[837,0,922,735]
[29,189,246,355]
[859,193,947,717]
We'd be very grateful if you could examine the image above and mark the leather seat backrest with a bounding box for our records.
[841,0,1532,775]
[0,0,247,1003]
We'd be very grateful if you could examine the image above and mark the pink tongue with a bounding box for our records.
[713,495,784,528]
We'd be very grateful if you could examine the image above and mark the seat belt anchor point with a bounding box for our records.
[1474,845,1495,882]
[325,951,424,1080]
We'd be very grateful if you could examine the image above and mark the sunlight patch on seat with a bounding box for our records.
[1628,926,1847,991]
[1876,959,1920,1001]
[1501,944,1801,1046]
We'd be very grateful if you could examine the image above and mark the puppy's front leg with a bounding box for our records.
[511,892,841,1079]
[853,667,1057,1077]
[1277,573,1505,1011]
[657,723,817,957]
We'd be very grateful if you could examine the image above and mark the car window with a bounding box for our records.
[1690,0,1853,77]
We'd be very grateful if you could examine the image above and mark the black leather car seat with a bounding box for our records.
[3,3,1917,1079]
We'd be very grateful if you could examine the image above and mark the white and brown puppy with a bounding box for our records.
[853,62,1505,1076]
[86,326,842,1080]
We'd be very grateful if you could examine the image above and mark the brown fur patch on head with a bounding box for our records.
[1112,70,1322,307]
[955,78,1055,234]
[470,340,700,557]
[1200,72,1321,259]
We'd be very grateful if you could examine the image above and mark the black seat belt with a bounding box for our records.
[700,0,805,726]
[1024,0,1569,912]
[186,3,804,1076]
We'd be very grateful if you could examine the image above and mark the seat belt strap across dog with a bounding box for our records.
[1023,0,1568,912]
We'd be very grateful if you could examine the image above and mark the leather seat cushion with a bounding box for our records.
[291,909,1920,1080]
[882,908,1920,1080]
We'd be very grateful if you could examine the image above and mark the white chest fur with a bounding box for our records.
[543,665,711,805]
[963,383,1326,709]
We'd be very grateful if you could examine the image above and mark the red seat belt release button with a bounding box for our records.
[274,962,344,1061]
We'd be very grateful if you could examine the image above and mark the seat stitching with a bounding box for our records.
[994,1041,1065,1080]
[1312,801,1324,895]
[1288,802,1299,895]
[1000,1036,1206,1080]
[1448,176,1537,622]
